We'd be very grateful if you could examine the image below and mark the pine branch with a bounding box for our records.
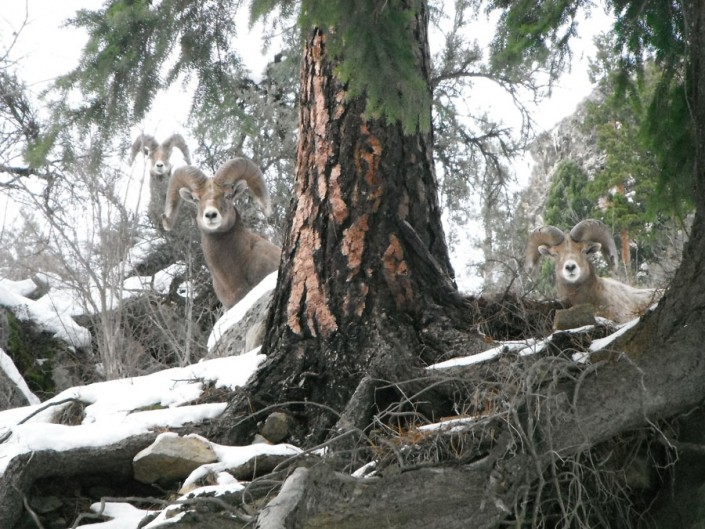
[0,164,54,181]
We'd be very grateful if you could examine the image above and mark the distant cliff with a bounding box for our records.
[517,89,606,230]
[513,87,686,290]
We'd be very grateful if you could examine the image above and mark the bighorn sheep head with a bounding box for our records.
[130,133,192,178]
[526,219,619,286]
[162,158,280,309]
[162,157,272,233]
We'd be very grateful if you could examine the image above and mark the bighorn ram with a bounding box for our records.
[130,133,191,179]
[162,158,281,309]
[130,134,192,227]
[526,219,661,323]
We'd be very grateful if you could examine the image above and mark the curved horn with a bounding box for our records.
[161,133,192,164]
[569,219,619,269]
[129,134,159,163]
[214,157,271,216]
[526,225,565,272]
[162,166,208,231]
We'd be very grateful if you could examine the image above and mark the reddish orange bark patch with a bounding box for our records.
[354,121,384,207]
[329,164,348,224]
[341,214,369,279]
[287,226,338,338]
[383,234,414,308]
[290,193,314,240]
[334,90,346,119]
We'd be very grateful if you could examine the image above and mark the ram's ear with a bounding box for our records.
[226,180,248,202]
[538,245,554,257]
[179,187,198,203]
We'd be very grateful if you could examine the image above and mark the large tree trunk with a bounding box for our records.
[214,3,479,446]
[643,0,705,344]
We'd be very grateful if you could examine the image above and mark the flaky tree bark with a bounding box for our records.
[642,0,705,347]
[215,3,478,446]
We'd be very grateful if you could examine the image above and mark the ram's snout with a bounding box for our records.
[201,206,223,230]
[561,259,581,282]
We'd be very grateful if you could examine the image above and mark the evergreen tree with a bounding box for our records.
[225,2,472,445]
[544,160,593,227]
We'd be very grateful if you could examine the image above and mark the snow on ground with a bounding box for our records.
[0,277,37,297]
[0,279,91,348]
[0,348,40,405]
[181,439,302,490]
[0,349,265,474]
[0,242,647,527]
[0,253,274,408]
[0,263,290,526]
[79,502,156,529]
[417,416,486,433]
[571,316,642,363]
[1,270,144,349]
[34,259,192,318]
[114,230,165,277]
[427,337,547,370]
[79,433,302,529]
[0,341,296,529]
[427,317,639,370]
[139,477,247,529]
[122,262,188,296]
[0,263,275,385]
[0,305,293,529]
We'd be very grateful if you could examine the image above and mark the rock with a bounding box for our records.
[553,304,597,330]
[516,91,606,230]
[245,319,267,354]
[0,308,9,350]
[52,347,99,392]
[208,289,274,357]
[260,412,290,444]
[0,307,82,408]
[29,495,62,514]
[133,433,218,485]
[252,434,271,444]
[228,453,299,481]
[0,352,38,409]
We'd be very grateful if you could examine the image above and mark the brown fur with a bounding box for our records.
[162,158,280,309]
[130,134,191,179]
[527,220,661,323]
[130,134,193,227]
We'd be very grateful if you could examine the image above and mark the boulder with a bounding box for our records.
[259,412,291,444]
[553,303,597,330]
[208,290,274,358]
[133,433,218,485]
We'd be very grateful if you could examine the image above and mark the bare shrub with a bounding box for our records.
[2,158,220,380]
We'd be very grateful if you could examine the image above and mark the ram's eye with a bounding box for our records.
[585,243,601,255]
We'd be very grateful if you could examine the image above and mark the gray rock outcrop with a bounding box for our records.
[133,433,218,484]
[517,89,606,229]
